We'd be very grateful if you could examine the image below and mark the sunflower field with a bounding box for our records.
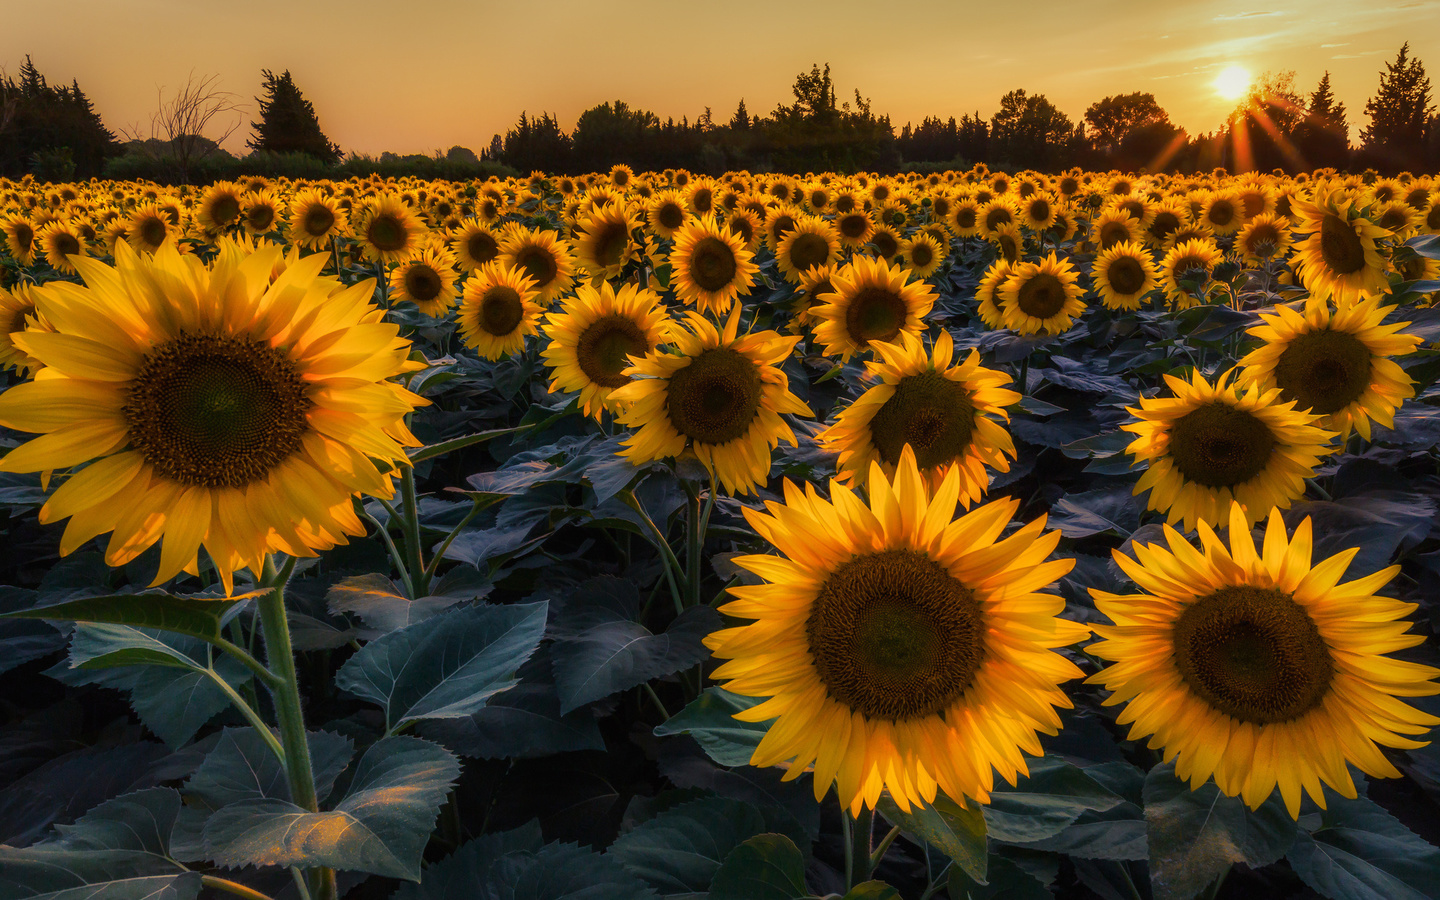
[2,166,1440,900]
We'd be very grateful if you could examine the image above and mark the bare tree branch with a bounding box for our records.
[135,71,246,183]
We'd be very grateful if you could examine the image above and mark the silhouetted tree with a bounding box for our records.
[1361,43,1434,171]
[247,69,341,163]
[1292,72,1349,170]
[500,112,572,173]
[990,89,1075,170]
[0,56,118,178]
[1084,92,1170,152]
[729,99,749,131]
[571,101,661,172]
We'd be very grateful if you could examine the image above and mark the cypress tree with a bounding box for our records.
[1361,43,1434,170]
[247,69,342,163]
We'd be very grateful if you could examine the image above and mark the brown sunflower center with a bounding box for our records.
[1168,402,1275,487]
[367,214,408,252]
[52,232,80,257]
[513,245,558,287]
[869,372,977,470]
[1016,272,1068,319]
[302,205,335,237]
[1378,207,1410,232]
[1149,211,1181,241]
[1318,213,1366,275]
[1273,328,1373,415]
[576,315,649,389]
[1244,223,1282,256]
[1427,206,1440,232]
[123,334,311,489]
[909,242,935,269]
[955,208,978,230]
[839,213,870,239]
[1173,585,1333,724]
[592,220,630,268]
[1100,221,1132,249]
[844,286,908,346]
[246,205,275,232]
[13,223,35,250]
[403,264,444,302]
[688,237,738,292]
[138,217,168,249]
[787,233,831,271]
[691,188,714,214]
[657,203,685,231]
[479,286,524,336]
[467,231,499,265]
[665,347,762,445]
[1029,199,1052,222]
[1106,256,1148,295]
[210,195,240,226]
[984,207,1013,231]
[871,230,900,259]
[807,548,985,721]
[1207,200,1236,227]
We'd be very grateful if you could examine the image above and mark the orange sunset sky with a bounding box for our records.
[4,0,1438,157]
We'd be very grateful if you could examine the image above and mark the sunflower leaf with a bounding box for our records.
[653,687,769,767]
[876,792,987,883]
[707,833,809,900]
[1,591,260,644]
[1143,762,1296,900]
[607,796,769,895]
[1285,792,1440,900]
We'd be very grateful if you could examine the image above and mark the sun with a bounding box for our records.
[1214,64,1252,101]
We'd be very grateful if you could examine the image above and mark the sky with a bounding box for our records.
[4,0,1439,158]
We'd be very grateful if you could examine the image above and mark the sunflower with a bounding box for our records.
[764,204,805,252]
[353,194,426,265]
[1088,502,1440,818]
[1124,368,1335,532]
[287,189,347,250]
[36,220,89,274]
[1290,189,1393,305]
[1237,213,1294,265]
[975,260,1016,329]
[540,280,673,420]
[725,208,764,252]
[1237,296,1421,441]
[126,203,181,255]
[195,182,245,235]
[869,224,902,261]
[1,215,37,266]
[948,197,983,238]
[451,218,502,273]
[240,190,282,236]
[1165,221,1216,251]
[705,446,1089,814]
[0,241,424,593]
[775,215,841,284]
[1159,238,1224,309]
[575,202,640,283]
[1090,242,1158,312]
[836,209,875,249]
[498,227,578,305]
[811,255,938,362]
[684,180,717,217]
[457,263,544,361]
[978,199,1018,238]
[900,233,947,280]
[990,222,1024,264]
[1020,193,1058,232]
[669,214,759,316]
[0,284,52,375]
[389,247,460,317]
[1374,201,1421,241]
[999,252,1086,335]
[1091,209,1142,251]
[610,309,811,495]
[820,330,1018,501]
[791,264,839,330]
[1145,200,1191,248]
[646,190,689,240]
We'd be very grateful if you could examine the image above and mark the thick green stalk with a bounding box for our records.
[400,464,428,596]
[846,806,875,889]
[256,556,334,900]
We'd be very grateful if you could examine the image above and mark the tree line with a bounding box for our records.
[1,49,1436,183]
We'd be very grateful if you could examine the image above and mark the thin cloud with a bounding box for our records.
[1320,42,1349,48]
[1213,10,1285,19]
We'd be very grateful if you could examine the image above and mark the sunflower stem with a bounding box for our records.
[359,506,415,598]
[1306,478,1334,502]
[400,464,429,596]
[423,498,484,582]
[201,875,276,900]
[203,663,285,763]
[256,555,333,900]
[845,806,875,889]
[870,825,902,868]
[622,490,685,616]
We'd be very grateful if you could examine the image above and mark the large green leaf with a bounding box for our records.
[394,823,659,900]
[1143,763,1296,900]
[984,757,1124,843]
[200,736,460,881]
[948,854,1052,900]
[335,600,547,732]
[876,792,987,883]
[1286,793,1440,900]
[183,727,356,810]
[653,687,768,767]
[0,788,200,900]
[607,796,769,895]
[2,590,261,643]
[326,573,469,634]
[842,881,903,900]
[707,833,809,900]
[550,577,718,713]
[55,626,252,747]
